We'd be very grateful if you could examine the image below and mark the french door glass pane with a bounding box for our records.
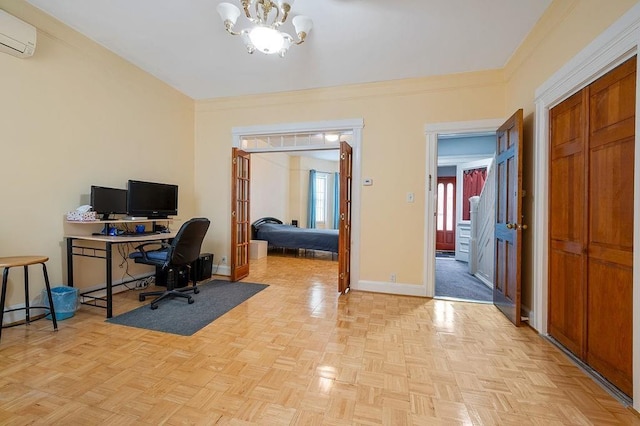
[446,183,454,230]
[437,183,444,231]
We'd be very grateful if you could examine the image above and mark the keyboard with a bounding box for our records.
[120,231,162,237]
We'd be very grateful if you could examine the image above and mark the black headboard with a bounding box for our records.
[251,217,283,239]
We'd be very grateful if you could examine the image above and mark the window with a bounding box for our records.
[315,173,328,225]
[437,182,454,231]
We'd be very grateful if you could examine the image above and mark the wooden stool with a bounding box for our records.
[0,256,58,340]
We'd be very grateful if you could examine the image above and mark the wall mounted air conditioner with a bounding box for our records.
[0,9,36,58]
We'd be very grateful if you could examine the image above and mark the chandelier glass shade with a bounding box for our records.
[217,0,312,57]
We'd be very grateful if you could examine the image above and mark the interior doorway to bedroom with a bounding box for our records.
[229,120,362,294]
[435,133,495,302]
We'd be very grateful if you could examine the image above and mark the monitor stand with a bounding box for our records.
[92,224,110,236]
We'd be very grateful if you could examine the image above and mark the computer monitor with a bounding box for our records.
[90,186,128,220]
[127,180,178,219]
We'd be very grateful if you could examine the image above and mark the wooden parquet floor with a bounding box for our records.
[1,253,638,425]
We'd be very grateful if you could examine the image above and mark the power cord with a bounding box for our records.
[117,242,155,290]
[211,259,224,276]
[134,275,154,290]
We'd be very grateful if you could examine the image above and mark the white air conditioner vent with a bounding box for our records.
[0,9,36,58]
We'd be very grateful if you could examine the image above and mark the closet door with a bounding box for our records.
[585,56,635,396]
[548,56,635,398]
[548,90,588,358]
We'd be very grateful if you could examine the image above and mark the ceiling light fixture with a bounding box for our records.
[217,0,312,58]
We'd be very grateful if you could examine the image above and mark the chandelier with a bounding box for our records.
[217,0,312,57]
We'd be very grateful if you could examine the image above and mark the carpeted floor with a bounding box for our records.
[106,280,268,335]
[435,257,492,302]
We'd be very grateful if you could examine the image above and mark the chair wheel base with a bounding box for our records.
[188,297,194,304]
[139,295,146,302]
[193,287,200,294]
[150,304,158,310]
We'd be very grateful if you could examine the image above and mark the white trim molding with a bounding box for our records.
[533,3,640,409]
[356,280,428,297]
[230,118,364,291]
[232,118,365,140]
[424,118,505,298]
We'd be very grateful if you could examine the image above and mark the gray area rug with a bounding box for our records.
[435,258,492,302]
[107,280,268,336]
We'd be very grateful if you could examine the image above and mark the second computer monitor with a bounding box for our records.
[127,180,178,219]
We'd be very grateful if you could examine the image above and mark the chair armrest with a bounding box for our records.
[134,242,171,252]
[130,242,171,262]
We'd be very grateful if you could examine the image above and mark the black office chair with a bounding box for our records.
[129,217,210,309]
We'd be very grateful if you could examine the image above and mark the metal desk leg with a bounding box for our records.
[67,238,74,287]
[42,263,58,331]
[23,265,30,324]
[0,268,8,340]
[106,242,113,318]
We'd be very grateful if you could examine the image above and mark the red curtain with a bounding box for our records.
[462,168,487,220]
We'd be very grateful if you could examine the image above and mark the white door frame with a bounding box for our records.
[425,119,505,298]
[231,118,363,289]
[533,3,640,408]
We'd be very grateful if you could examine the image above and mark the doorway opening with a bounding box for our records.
[424,118,505,300]
[435,133,495,302]
[229,119,363,291]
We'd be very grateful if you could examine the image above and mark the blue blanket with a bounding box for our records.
[254,223,339,253]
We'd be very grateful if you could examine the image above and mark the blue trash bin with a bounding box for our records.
[42,286,78,320]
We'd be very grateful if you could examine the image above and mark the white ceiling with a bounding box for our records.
[24,0,552,100]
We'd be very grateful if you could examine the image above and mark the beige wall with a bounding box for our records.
[288,156,304,227]
[195,71,505,285]
[503,0,638,308]
[250,152,289,223]
[0,1,194,306]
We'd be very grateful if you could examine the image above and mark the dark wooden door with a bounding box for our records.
[436,176,456,251]
[548,56,635,397]
[493,109,524,326]
[585,56,635,396]
[549,90,588,358]
[338,141,352,294]
[230,148,250,282]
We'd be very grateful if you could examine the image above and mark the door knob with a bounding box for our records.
[506,223,515,229]
[517,223,528,230]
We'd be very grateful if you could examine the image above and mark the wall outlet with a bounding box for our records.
[221,256,227,264]
[390,273,396,283]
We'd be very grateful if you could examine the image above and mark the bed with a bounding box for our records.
[251,217,339,254]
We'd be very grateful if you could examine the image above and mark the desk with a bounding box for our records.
[65,228,177,318]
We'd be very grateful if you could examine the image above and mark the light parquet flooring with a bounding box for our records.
[0,253,639,425]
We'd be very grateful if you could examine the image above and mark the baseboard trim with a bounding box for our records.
[213,265,231,277]
[353,280,428,297]
[1,302,48,325]
[544,335,633,407]
[475,274,493,289]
